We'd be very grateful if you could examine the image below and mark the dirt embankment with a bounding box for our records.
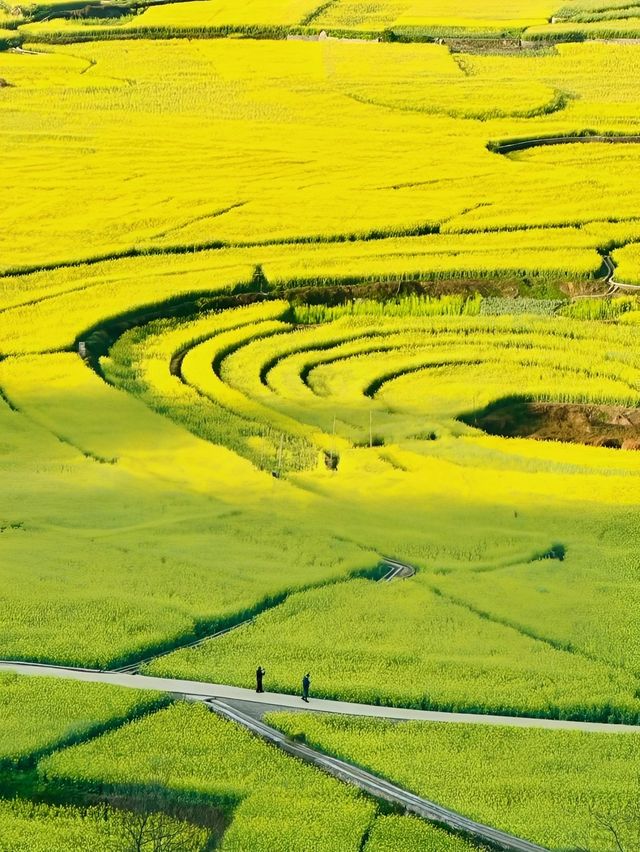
[466,400,640,449]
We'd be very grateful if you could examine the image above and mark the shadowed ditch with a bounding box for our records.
[489,132,640,155]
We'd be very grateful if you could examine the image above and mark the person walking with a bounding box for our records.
[256,666,265,693]
[302,672,311,702]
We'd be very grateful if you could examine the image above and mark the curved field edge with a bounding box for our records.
[3,298,640,684]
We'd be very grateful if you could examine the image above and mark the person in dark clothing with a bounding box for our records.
[302,672,311,702]
[256,666,265,693]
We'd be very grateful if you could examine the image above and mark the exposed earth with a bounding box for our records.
[466,400,640,448]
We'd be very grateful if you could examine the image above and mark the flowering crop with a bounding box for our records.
[41,702,376,852]
[0,800,206,852]
[0,672,167,767]
[365,815,476,852]
[268,712,640,850]
[3,23,640,852]
[1,39,640,273]
[313,0,557,32]
[146,574,640,721]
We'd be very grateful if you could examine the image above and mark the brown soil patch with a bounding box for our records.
[466,399,640,449]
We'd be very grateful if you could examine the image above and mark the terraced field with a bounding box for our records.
[2,6,640,850]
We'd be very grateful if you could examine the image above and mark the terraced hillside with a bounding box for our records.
[1,9,640,851]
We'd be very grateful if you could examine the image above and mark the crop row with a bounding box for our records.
[0,349,377,667]
[1,799,472,852]
[104,300,319,474]
[365,815,477,852]
[0,799,211,852]
[101,297,640,482]
[186,307,640,449]
[0,678,484,851]
[527,16,640,39]
[17,0,640,44]
[0,227,609,357]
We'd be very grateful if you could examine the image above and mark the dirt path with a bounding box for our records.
[492,134,640,155]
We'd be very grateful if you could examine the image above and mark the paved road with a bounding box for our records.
[210,699,550,852]
[2,660,634,851]
[1,661,638,733]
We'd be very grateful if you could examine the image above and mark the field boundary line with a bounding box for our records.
[110,558,409,673]
[426,581,626,672]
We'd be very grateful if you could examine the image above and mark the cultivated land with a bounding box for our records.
[1,3,640,849]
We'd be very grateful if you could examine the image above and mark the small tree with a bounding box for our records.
[251,265,268,294]
[579,780,640,852]
[105,802,209,852]
[95,780,227,852]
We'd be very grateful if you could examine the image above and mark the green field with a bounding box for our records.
[268,712,640,850]
[41,701,376,851]
[1,3,640,848]
[0,673,167,767]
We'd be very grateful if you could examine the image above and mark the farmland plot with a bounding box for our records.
[1,41,640,271]
[269,712,640,851]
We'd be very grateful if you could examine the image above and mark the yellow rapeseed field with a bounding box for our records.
[1,40,640,274]
[2,21,640,851]
[314,0,560,31]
